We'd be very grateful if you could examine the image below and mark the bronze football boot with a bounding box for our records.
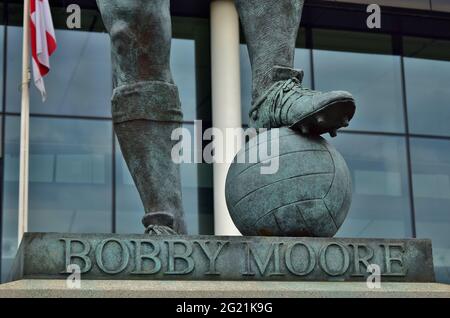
[249,66,356,138]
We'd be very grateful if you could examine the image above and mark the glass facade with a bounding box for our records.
[239,29,450,283]
[1,2,449,284]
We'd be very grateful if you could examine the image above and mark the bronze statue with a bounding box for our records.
[96,0,356,235]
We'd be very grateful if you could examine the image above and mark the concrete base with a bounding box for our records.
[0,280,449,298]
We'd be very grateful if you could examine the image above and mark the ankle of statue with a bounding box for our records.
[249,66,305,120]
[142,211,175,229]
[111,81,183,124]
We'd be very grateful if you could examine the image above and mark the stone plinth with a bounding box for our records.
[11,233,435,282]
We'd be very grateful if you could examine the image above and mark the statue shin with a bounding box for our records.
[97,0,185,235]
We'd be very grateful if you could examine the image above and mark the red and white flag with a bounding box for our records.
[30,0,57,101]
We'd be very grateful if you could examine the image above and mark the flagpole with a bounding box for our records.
[18,0,31,246]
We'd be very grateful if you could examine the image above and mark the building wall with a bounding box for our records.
[1,1,450,284]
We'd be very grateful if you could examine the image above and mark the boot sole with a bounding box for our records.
[290,98,356,138]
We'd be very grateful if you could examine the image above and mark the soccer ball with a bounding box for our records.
[225,128,352,237]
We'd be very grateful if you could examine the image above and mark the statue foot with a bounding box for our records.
[145,225,178,235]
[142,211,179,235]
[249,66,356,138]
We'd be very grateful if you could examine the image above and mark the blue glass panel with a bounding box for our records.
[1,116,113,282]
[115,124,213,235]
[411,137,450,283]
[172,39,197,121]
[405,57,450,136]
[6,27,112,117]
[329,133,413,238]
[314,50,405,133]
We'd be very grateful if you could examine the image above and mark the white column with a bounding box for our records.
[210,0,242,235]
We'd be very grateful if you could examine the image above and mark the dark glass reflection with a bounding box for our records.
[411,138,450,283]
[403,36,450,62]
[7,27,201,121]
[330,133,413,238]
[312,29,393,55]
[0,25,3,109]
[171,39,197,121]
[0,116,2,159]
[6,27,112,117]
[1,116,113,282]
[115,124,214,235]
[404,57,450,136]
[314,50,405,133]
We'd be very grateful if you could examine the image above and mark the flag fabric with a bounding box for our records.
[30,0,57,101]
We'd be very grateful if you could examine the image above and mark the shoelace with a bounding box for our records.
[265,77,317,127]
[145,225,177,235]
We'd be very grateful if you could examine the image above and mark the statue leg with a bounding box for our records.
[97,0,186,234]
[235,0,356,137]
